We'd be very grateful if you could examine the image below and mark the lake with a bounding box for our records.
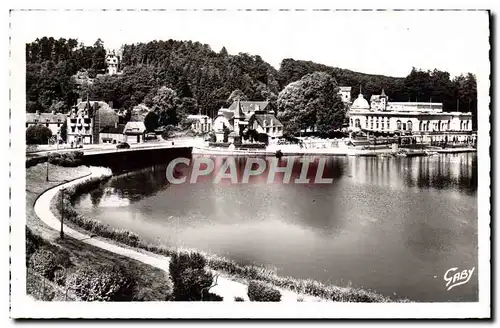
[74,153,478,302]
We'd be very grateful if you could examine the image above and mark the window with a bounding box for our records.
[381,122,384,130]
[396,120,401,130]
[407,121,412,131]
[387,119,390,129]
[355,119,360,128]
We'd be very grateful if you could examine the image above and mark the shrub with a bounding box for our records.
[26,227,45,262]
[29,247,71,281]
[234,296,245,302]
[133,272,174,301]
[48,151,83,167]
[169,251,214,301]
[26,125,52,145]
[65,263,136,301]
[53,267,67,286]
[247,280,281,302]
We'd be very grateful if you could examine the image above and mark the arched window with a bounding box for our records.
[419,121,423,131]
[350,118,353,126]
[355,118,360,128]
[396,120,401,130]
[407,121,413,131]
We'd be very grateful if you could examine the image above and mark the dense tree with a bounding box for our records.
[26,37,107,112]
[26,37,478,131]
[143,111,159,132]
[277,72,345,136]
[227,89,248,104]
[59,120,67,142]
[26,125,52,144]
[151,86,181,126]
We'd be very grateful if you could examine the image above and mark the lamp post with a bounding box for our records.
[60,188,65,239]
[46,152,50,181]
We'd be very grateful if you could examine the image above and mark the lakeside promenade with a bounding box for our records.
[26,137,476,158]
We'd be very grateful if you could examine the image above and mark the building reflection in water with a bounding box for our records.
[347,153,477,194]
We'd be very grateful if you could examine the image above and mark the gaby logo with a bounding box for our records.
[443,267,475,291]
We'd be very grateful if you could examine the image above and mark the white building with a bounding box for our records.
[67,104,94,145]
[123,121,146,144]
[26,110,67,136]
[348,90,474,142]
[105,51,119,75]
[187,114,212,133]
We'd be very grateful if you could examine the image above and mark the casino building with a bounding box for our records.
[347,89,475,143]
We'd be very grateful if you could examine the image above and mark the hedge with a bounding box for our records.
[247,280,281,302]
[65,263,136,301]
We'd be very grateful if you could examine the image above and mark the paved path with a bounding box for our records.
[33,167,319,302]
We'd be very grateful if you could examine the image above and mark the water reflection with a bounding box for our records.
[74,153,478,302]
[348,153,477,194]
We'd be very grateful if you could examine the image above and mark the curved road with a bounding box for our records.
[33,166,316,302]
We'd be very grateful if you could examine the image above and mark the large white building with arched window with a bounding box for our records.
[347,90,474,141]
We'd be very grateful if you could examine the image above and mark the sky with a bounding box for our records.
[12,10,490,78]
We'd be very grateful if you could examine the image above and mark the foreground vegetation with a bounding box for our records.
[26,163,174,301]
[52,170,399,302]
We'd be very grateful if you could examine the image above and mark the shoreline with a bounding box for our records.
[35,162,399,302]
[193,145,477,157]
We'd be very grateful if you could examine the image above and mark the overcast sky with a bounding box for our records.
[13,10,489,78]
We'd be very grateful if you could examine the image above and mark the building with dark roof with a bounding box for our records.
[212,100,283,142]
[26,110,67,136]
[67,99,119,145]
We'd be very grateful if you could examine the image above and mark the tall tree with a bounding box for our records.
[277,72,345,136]
[151,86,181,126]
[143,111,159,132]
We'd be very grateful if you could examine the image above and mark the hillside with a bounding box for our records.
[25,37,477,128]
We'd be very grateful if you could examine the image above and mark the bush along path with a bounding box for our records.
[34,166,325,302]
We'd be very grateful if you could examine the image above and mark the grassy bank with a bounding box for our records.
[53,170,400,303]
[26,163,174,301]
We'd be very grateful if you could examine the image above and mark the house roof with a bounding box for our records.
[123,121,146,135]
[26,112,67,123]
[187,114,210,120]
[252,113,283,128]
[228,101,269,115]
[100,124,125,134]
[72,100,118,127]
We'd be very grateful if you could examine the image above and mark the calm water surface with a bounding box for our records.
[75,153,478,301]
